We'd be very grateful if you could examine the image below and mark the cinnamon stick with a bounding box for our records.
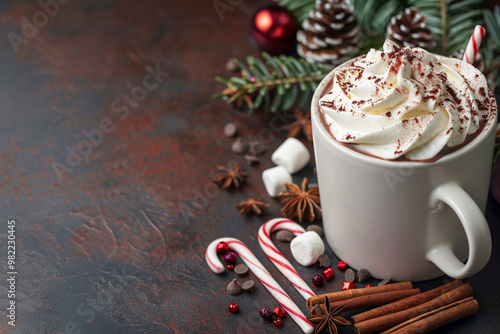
[380,297,478,334]
[306,281,413,312]
[353,283,473,334]
[315,289,420,314]
[351,280,463,323]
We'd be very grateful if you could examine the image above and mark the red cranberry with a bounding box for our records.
[259,307,273,320]
[224,252,238,264]
[312,274,324,287]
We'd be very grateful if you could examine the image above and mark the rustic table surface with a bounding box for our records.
[0,0,499,333]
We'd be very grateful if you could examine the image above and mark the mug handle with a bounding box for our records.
[426,182,492,279]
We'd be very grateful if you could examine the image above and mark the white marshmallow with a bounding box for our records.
[271,138,310,174]
[290,231,325,266]
[262,166,292,197]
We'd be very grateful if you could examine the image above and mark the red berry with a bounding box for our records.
[365,284,373,288]
[228,302,238,313]
[224,252,238,264]
[342,281,356,290]
[216,241,229,253]
[322,268,334,281]
[273,317,283,327]
[273,307,285,318]
[312,274,324,287]
[259,307,273,320]
[337,261,347,270]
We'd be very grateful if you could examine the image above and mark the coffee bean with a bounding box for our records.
[249,140,266,156]
[223,122,238,137]
[276,230,294,242]
[231,137,248,154]
[357,268,371,282]
[378,277,391,286]
[241,280,255,292]
[227,278,243,295]
[345,268,356,282]
[234,264,249,276]
[244,154,259,165]
[306,225,324,237]
[318,254,331,268]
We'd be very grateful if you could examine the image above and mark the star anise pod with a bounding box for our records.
[307,296,351,334]
[213,162,248,189]
[234,197,269,215]
[286,109,312,141]
[277,177,321,223]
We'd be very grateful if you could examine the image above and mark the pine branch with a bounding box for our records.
[409,0,483,56]
[482,7,500,92]
[273,0,316,23]
[213,53,329,113]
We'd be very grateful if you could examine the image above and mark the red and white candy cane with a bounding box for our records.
[206,238,314,334]
[258,218,316,300]
[463,25,486,64]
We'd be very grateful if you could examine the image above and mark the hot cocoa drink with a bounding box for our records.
[318,40,496,162]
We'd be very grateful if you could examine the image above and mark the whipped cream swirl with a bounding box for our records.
[319,40,492,160]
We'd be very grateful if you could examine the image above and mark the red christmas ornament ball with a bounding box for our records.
[228,302,239,313]
[250,4,297,55]
[273,307,286,318]
[273,317,283,327]
[227,264,235,271]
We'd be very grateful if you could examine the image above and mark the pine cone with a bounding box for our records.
[386,7,434,50]
[297,0,360,68]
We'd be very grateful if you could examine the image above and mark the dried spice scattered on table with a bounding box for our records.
[234,197,269,215]
[278,177,321,222]
[307,296,351,334]
[213,163,248,189]
[286,109,313,141]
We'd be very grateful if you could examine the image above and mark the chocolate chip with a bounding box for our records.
[345,268,356,282]
[244,154,259,165]
[276,230,294,243]
[241,279,255,292]
[306,225,324,237]
[378,277,391,286]
[223,122,238,138]
[231,137,248,154]
[318,254,331,268]
[249,140,266,156]
[357,268,371,282]
[227,278,243,295]
[234,264,249,276]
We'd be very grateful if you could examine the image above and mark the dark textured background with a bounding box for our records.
[0,0,498,333]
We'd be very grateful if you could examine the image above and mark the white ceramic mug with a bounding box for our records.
[311,68,498,282]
